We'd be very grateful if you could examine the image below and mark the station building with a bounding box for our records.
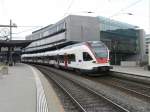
[23,15,145,65]
[0,40,32,65]
[98,16,145,65]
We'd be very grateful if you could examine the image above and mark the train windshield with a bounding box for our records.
[90,42,108,58]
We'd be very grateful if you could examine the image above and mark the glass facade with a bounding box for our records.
[98,16,140,65]
[145,36,150,54]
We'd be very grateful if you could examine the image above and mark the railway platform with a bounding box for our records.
[111,65,150,77]
[0,63,64,112]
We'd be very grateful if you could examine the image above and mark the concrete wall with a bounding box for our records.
[25,15,100,43]
[65,15,100,42]
[121,61,137,67]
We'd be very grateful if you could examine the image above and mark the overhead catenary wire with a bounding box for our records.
[110,0,142,17]
[62,0,74,18]
[12,27,43,34]
[17,26,43,28]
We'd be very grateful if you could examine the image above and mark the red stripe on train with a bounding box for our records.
[96,58,109,63]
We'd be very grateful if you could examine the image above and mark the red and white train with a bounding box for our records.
[21,41,112,73]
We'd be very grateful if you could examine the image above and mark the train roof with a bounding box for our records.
[21,41,107,58]
[61,41,104,50]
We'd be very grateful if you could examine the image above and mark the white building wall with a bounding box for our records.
[65,15,100,42]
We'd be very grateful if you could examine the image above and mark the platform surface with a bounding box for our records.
[0,63,64,112]
[111,65,150,77]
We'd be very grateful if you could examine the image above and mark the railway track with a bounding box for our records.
[44,72,80,112]
[35,65,129,112]
[87,76,150,101]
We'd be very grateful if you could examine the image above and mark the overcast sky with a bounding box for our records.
[0,0,149,40]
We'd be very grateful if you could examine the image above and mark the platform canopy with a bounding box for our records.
[0,40,32,48]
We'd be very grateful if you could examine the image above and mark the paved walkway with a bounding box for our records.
[111,65,150,77]
[0,63,64,112]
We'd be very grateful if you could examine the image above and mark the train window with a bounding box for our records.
[83,52,93,61]
[59,55,64,63]
[90,42,108,58]
[67,54,76,62]
[48,56,54,60]
[54,55,57,61]
[70,54,76,62]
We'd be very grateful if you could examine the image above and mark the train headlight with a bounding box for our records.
[92,61,96,63]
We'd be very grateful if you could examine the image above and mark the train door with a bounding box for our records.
[81,52,93,69]
[64,53,68,69]
[54,54,60,68]
[75,52,83,69]
[56,54,60,68]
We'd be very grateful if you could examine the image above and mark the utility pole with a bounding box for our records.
[9,20,13,66]
[0,20,17,66]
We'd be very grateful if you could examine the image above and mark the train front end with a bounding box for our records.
[87,41,112,72]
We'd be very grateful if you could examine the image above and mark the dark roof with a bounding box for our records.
[0,40,32,48]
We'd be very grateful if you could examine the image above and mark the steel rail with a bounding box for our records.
[37,65,130,112]
[97,78,150,99]
[39,67,87,112]
[59,73,130,112]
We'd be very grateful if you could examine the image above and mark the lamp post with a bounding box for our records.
[9,20,13,66]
